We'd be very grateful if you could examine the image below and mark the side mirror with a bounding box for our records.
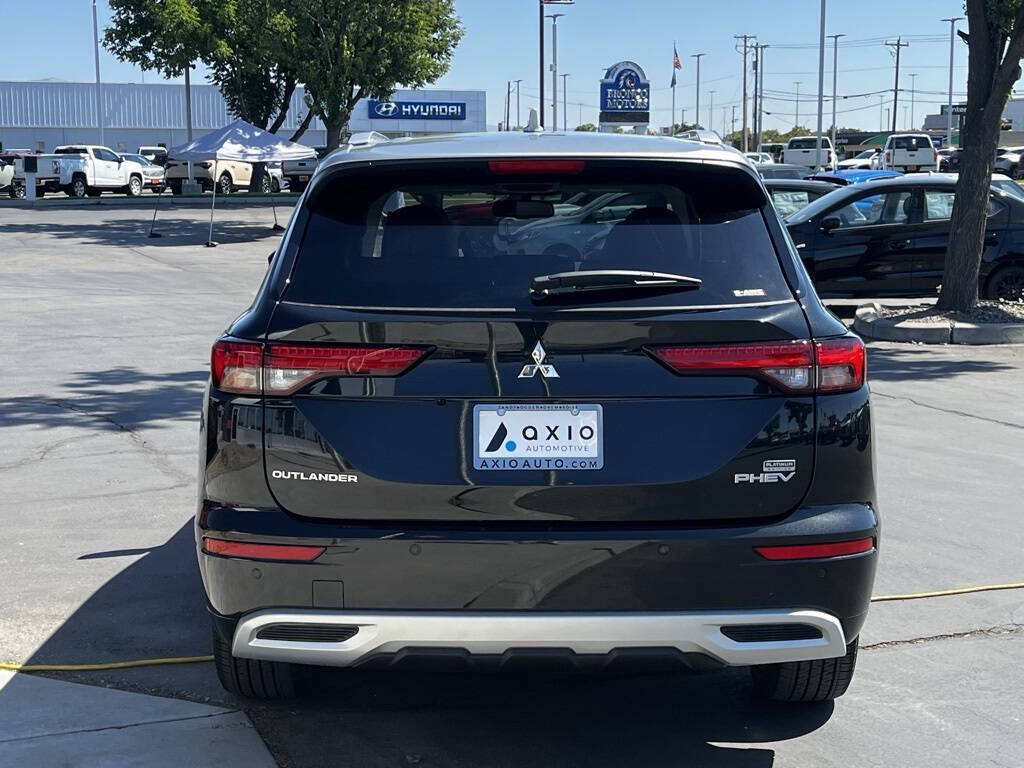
[117,157,123,165]
[267,250,276,264]
[821,217,841,233]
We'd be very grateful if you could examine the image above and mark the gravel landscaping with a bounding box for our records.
[876,299,1024,325]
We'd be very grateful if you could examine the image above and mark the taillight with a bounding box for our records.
[211,340,263,394]
[203,537,325,562]
[885,150,891,164]
[488,160,585,175]
[647,340,814,392]
[754,537,874,560]
[815,336,865,393]
[262,343,430,394]
[198,161,213,169]
[646,335,865,394]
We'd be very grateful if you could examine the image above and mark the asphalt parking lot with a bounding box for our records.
[1,204,1022,767]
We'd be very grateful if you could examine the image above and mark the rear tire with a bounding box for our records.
[68,176,87,198]
[212,627,296,699]
[985,264,1024,302]
[218,173,232,195]
[127,176,143,197]
[750,638,859,702]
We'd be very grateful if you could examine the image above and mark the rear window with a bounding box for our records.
[284,161,794,311]
[788,138,830,150]
[892,136,933,151]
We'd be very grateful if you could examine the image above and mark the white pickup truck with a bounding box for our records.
[880,133,938,172]
[781,136,836,171]
[282,147,327,193]
[18,145,145,198]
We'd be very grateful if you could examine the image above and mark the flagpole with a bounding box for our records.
[671,85,676,135]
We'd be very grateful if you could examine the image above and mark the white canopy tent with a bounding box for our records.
[158,118,316,245]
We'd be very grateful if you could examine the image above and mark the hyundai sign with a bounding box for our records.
[368,100,466,120]
[600,61,650,114]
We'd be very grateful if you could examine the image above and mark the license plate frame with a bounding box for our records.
[473,403,603,471]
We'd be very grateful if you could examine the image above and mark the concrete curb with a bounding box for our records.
[854,303,1024,345]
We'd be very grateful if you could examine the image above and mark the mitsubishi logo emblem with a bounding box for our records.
[518,341,559,379]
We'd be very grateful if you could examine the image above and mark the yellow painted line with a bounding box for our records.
[2,582,1022,672]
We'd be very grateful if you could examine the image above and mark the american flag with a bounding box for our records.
[673,44,682,70]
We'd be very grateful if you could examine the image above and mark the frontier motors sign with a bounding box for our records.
[600,61,651,113]
[368,100,466,120]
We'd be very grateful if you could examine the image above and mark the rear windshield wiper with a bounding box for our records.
[529,269,702,301]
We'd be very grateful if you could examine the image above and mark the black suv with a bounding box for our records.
[197,130,877,702]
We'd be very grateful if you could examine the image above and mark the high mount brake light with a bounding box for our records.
[210,339,430,395]
[488,160,585,175]
[646,336,865,394]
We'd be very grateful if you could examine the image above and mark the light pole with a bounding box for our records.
[794,82,801,128]
[880,95,885,131]
[708,90,715,132]
[814,0,826,169]
[692,54,706,129]
[513,79,523,128]
[92,0,103,146]
[941,16,963,146]
[546,14,565,132]
[561,73,570,131]
[828,34,845,148]
[756,45,768,151]
[909,73,917,129]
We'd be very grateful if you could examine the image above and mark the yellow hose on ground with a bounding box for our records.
[2,582,1021,672]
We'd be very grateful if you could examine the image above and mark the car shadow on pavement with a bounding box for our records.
[17,517,832,768]
[867,345,1017,383]
[0,367,207,431]
[0,217,282,247]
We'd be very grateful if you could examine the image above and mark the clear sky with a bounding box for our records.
[2,0,977,133]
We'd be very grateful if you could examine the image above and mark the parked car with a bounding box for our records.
[119,153,166,192]
[282,147,328,193]
[880,134,938,173]
[784,174,1024,300]
[0,154,24,198]
[165,158,263,195]
[267,161,287,192]
[807,169,904,186]
[837,149,881,170]
[744,151,774,165]
[782,136,836,171]
[757,163,815,180]
[763,179,839,217]
[994,145,1024,179]
[760,142,786,163]
[138,145,169,167]
[15,145,145,198]
[199,129,876,703]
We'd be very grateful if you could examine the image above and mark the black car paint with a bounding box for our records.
[786,176,1024,298]
[197,154,874,657]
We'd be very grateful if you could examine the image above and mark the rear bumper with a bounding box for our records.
[198,502,878,662]
[230,608,848,668]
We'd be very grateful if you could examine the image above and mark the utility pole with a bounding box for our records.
[828,33,845,148]
[942,17,964,146]
[879,95,885,132]
[561,73,570,131]
[756,44,768,152]
[794,82,801,128]
[735,35,755,151]
[885,36,909,133]
[681,108,686,129]
[546,13,564,132]
[538,0,545,127]
[909,73,917,129]
[692,54,706,129]
[709,90,715,132]
[902,105,909,131]
[505,81,512,130]
[814,0,826,169]
[513,79,523,128]
[731,104,737,139]
[751,46,759,142]
[92,0,104,146]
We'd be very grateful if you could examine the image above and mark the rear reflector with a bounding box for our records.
[263,343,430,394]
[754,537,874,561]
[203,537,325,562]
[646,335,866,394]
[488,160,585,175]
[647,340,814,392]
[210,339,430,395]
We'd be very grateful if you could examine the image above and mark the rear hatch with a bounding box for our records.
[260,158,815,524]
[889,136,935,169]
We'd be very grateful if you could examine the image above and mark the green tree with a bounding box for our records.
[104,0,226,80]
[574,123,598,132]
[939,1,1024,310]
[290,0,464,150]
[206,0,298,133]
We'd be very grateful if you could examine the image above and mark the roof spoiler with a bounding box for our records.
[346,131,391,149]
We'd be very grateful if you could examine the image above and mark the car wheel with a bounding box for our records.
[9,182,25,199]
[212,626,295,699]
[260,175,272,194]
[751,638,859,702]
[271,177,280,193]
[127,176,143,197]
[69,177,88,198]
[218,173,232,195]
[985,264,1024,302]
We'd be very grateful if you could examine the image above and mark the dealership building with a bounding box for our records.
[0,81,486,152]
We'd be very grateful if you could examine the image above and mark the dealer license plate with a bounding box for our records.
[473,404,603,471]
